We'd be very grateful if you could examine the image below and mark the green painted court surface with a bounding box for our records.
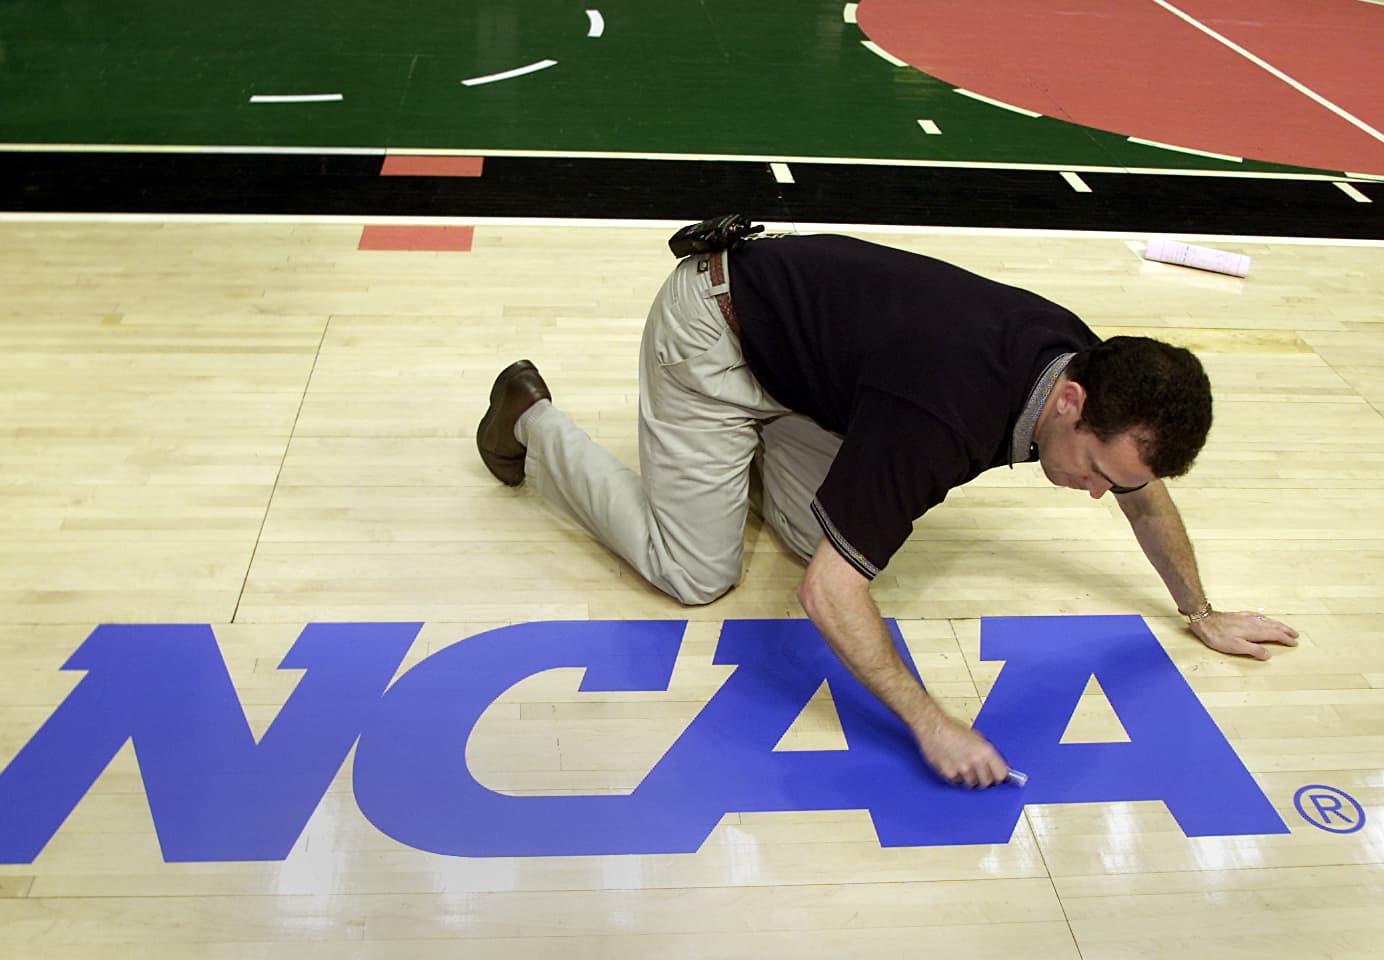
[0,0,1318,174]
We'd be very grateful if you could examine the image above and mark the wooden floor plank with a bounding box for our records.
[1,223,1381,957]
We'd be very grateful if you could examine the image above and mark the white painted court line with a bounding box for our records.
[462,59,558,87]
[8,211,1383,248]
[249,94,343,104]
[1335,181,1373,203]
[1152,0,1384,147]
[843,3,859,23]
[586,10,605,38]
[861,41,907,67]
[202,145,384,156]
[954,89,1042,118]
[1128,136,1242,162]
[1061,171,1093,193]
[770,162,795,184]
[780,222,1384,247]
[0,143,393,156]
[917,119,942,135]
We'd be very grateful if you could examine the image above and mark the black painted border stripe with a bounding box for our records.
[1,153,1380,239]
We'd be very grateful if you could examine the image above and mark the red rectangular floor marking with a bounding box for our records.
[358,225,475,252]
[380,155,484,177]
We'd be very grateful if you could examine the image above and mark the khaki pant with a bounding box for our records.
[523,253,842,604]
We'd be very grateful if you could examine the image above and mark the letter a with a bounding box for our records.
[973,615,1288,838]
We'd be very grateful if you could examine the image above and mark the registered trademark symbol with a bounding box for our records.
[1293,785,1366,834]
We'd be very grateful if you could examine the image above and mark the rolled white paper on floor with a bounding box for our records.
[1144,238,1250,277]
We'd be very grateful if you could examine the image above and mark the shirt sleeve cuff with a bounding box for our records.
[811,497,881,580]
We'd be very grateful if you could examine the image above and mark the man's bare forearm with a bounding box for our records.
[797,542,945,734]
[797,537,1008,786]
[1116,480,1299,658]
[1117,479,1207,614]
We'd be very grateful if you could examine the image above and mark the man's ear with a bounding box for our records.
[1054,379,1087,418]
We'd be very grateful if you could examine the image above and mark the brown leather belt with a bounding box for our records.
[708,250,740,336]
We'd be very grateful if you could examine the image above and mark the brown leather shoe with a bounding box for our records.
[477,360,551,486]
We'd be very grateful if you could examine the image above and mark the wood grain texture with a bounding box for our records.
[1,222,1381,958]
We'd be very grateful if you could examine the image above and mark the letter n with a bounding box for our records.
[0,622,415,863]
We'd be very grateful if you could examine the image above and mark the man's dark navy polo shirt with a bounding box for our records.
[731,234,1100,578]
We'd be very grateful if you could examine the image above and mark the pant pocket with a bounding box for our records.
[651,298,725,368]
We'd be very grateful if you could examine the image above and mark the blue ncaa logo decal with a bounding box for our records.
[1,615,1289,864]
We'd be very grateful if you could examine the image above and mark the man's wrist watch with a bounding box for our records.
[1183,600,1213,625]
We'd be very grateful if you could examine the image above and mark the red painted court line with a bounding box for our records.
[381,155,485,177]
[358,225,475,251]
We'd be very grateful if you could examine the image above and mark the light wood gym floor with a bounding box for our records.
[0,220,1382,957]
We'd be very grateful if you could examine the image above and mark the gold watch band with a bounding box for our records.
[1184,600,1213,625]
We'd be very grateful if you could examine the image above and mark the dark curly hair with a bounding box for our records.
[1063,336,1212,478]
